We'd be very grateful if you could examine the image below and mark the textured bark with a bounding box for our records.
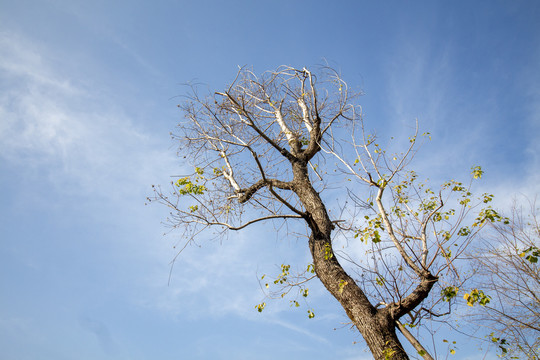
[291,160,410,360]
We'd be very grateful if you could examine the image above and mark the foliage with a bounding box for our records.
[463,289,491,307]
[520,245,540,264]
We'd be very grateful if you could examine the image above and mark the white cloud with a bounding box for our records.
[0,31,177,201]
[378,31,540,211]
[265,317,330,344]
[142,226,296,316]
[0,32,330,334]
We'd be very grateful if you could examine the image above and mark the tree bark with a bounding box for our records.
[291,160,410,360]
[396,321,434,360]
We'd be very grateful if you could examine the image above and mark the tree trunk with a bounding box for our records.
[291,161,410,360]
[309,233,409,360]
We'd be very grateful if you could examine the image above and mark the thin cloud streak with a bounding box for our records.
[0,32,177,201]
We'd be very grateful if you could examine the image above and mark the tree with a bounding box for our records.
[151,66,504,359]
[471,199,540,358]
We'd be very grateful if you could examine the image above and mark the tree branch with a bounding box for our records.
[202,214,304,231]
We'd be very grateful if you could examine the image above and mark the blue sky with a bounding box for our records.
[1,1,539,359]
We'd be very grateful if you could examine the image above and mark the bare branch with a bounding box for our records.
[202,214,304,231]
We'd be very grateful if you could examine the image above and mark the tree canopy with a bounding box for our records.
[151,66,509,359]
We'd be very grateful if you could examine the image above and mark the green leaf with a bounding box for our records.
[471,166,483,179]
[520,246,540,263]
[463,289,491,306]
[338,280,348,294]
[372,230,381,243]
[441,286,459,302]
[323,243,334,260]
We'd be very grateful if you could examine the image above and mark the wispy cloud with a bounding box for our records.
[377,26,540,211]
[0,31,176,201]
[0,32,339,337]
[265,317,330,344]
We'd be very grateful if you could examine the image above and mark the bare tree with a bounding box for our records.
[151,66,504,359]
[471,199,540,358]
